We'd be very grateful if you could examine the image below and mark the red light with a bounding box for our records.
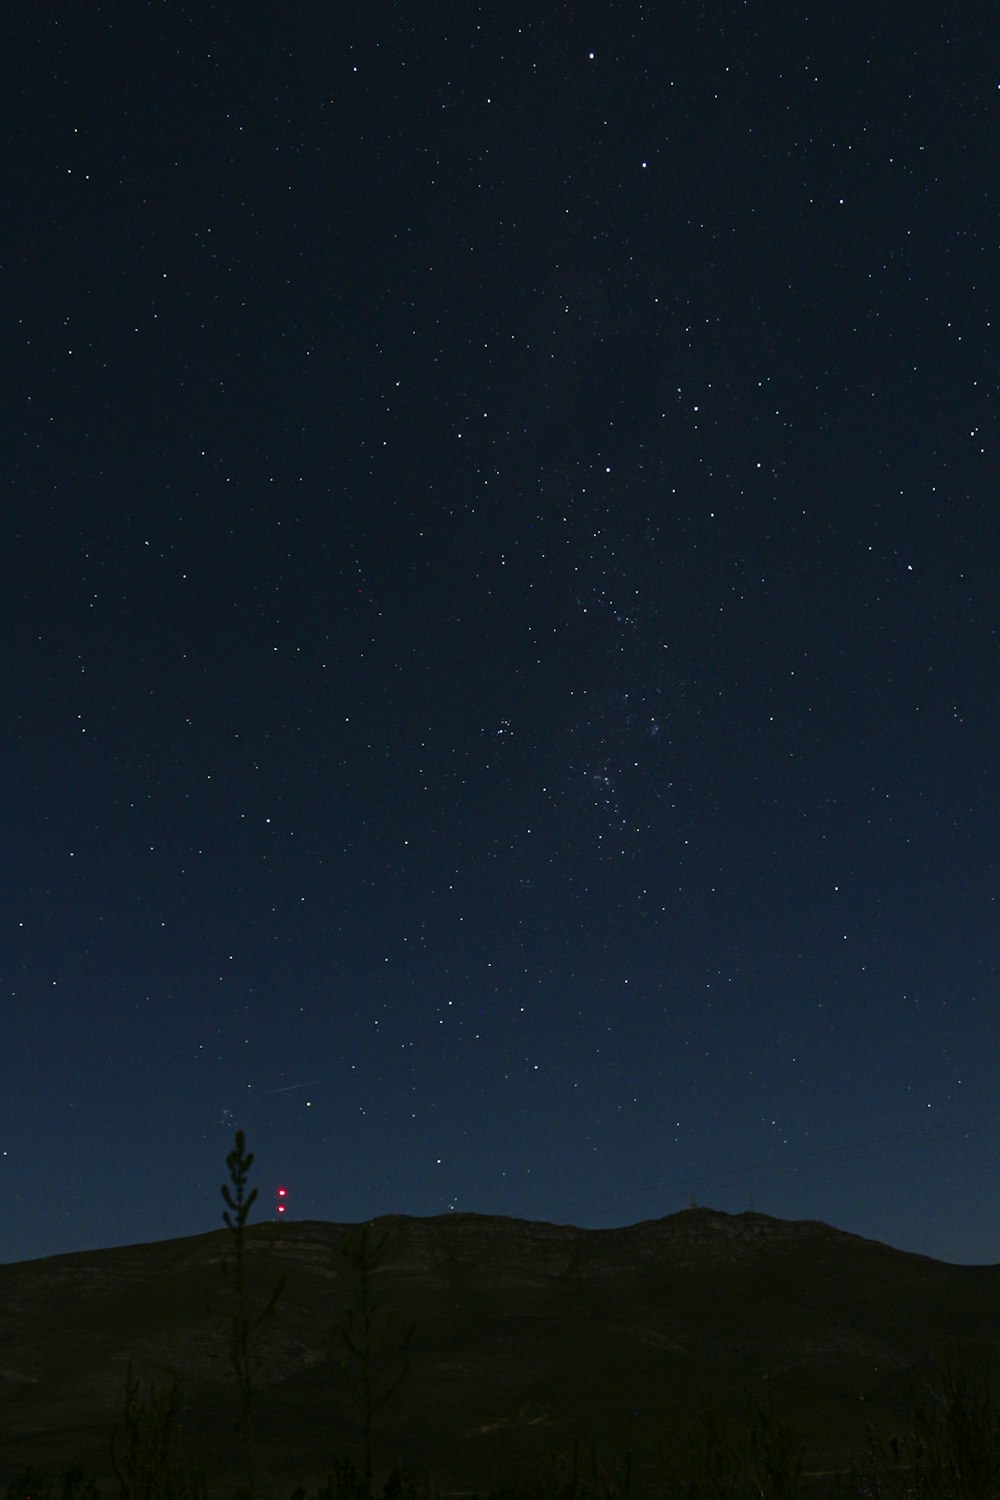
[277,1188,287,1197]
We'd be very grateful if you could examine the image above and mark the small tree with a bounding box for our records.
[855,1365,1000,1499]
[221,1130,285,1499]
[339,1222,415,1496]
[678,1390,803,1500]
[747,1390,804,1500]
[110,1362,206,1500]
[680,1399,753,1500]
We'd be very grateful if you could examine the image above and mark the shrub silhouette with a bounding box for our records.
[338,1221,415,1497]
[675,1390,803,1500]
[2,1468,65,1500]
[852,1365,1000,1499]
[484,1438,633,1499]
[110,1362,206,1500]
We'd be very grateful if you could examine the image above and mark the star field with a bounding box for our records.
[2,4,997,1266]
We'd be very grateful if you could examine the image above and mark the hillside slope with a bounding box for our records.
[2,1208,998,1494]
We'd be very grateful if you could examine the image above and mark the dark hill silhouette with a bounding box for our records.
[2,1208,998,1495]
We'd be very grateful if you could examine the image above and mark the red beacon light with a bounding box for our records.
[276,1187,288,1216]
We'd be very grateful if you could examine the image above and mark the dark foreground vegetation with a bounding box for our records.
[4,1136,1000,1499]
[6,1368,1000,1500]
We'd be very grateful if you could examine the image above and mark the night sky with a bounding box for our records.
[4,5,997,1270]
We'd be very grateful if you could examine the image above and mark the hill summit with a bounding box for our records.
[2,1208,998,1494]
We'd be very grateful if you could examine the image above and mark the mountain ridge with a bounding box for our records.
[2,1207,998,1495]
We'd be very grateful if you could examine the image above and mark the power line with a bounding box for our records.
[524,1107,1000,1224]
